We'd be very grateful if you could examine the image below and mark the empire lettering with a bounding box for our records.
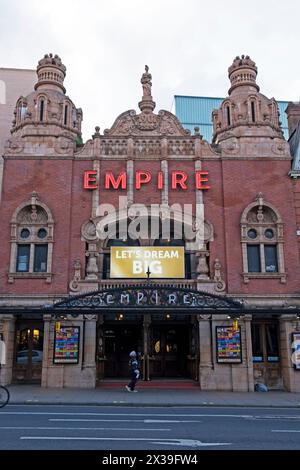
[83,170,210,190]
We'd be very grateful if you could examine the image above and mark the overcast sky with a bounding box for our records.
[0,0,299,140]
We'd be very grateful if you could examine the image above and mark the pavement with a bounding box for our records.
[4,383,300,407]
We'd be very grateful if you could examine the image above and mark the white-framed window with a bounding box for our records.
[241,194,286,283]
[9,192,54,283]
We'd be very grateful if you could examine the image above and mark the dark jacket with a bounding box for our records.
[129,357,140,379]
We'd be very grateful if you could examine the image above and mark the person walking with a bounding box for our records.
[125,351,140,392]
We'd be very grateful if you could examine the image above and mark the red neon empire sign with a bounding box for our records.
[83,170,210,190]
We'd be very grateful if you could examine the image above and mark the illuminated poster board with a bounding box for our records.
[292,332,300,370]
[110,246,185,279]
[216,326,242,363]
[53,326,80,364]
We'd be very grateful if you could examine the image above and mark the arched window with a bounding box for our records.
[16,98,27,123]
[36,95,47,122]
[226,105,231,126]
[64,103,69,126]
[9,192,54,283]
[241,194,286,283]
[251,101,256,122]
[39,99,44,121]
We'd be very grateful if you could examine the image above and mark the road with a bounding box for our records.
[0,405,300,450]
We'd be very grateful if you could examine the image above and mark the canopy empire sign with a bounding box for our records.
[52,285,243,311]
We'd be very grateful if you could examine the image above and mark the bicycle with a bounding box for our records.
[0,364,9,408]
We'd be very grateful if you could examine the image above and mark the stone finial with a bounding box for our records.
[35,53,67,93]
[256,192,264,207]
[93,126,101,139]
[228,55,259,94]
[139,65,156,113]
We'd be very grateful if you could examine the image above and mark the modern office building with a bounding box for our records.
[0,67,36,198]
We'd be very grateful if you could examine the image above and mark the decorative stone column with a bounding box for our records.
[97,314,105,380]
[244,315,254,391]
[41,314,53,387]
[0,315,15,385]
[198,315,215,390]
[279,315,300,392]
[82,314,97,388]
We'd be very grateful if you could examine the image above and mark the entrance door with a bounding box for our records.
[251,320,282,389]
[13,321,44,383]
[150,326,189,377]
[103,325,142,377]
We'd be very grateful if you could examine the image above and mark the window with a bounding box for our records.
[226,106,231,126]
[251,101,256,122]
[34,245,48,272]
[64,104,68,125]
[16,99,28,123]
[241,195,285,282]
[251,323,263,360]
[9,192,54,283]
[247,245,260,272]
[17,245,30,272]
[264,245,278,272]
[39,99,44,121]
[251,321,279,363]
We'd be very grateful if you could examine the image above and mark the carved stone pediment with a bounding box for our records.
[104,109,190,137]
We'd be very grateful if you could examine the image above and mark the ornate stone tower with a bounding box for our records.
[5,53,82,156]
[212,55,288,157]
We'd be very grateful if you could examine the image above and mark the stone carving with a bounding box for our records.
[81,220,97,241]
[84,314,97,320]
[213,258,226,292]
[69,259,82,292]
[196,251,209,280]
[102,65,190,137]
[54,136,74,154]
[134,139,161,156]
[141,65,152,97]
[104,109,190,137]
[5,138,24,154]
[222,137,240,155]
[168,139,195,155]
[17,206,48,224]
[198,314,212,320]
[271,141,289,155]
[85,251,99,280]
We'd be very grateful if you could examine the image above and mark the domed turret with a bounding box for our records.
[212,55,285,150]
[9,53,82,148]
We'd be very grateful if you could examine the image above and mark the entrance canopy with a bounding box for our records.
[1,284,299,316]
[50,284,243,315]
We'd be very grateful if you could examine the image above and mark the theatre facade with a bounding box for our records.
[1,53,300,391]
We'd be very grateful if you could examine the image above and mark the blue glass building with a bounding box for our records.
[173,95,289,142]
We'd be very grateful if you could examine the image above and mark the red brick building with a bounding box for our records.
[1,53,300,391]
